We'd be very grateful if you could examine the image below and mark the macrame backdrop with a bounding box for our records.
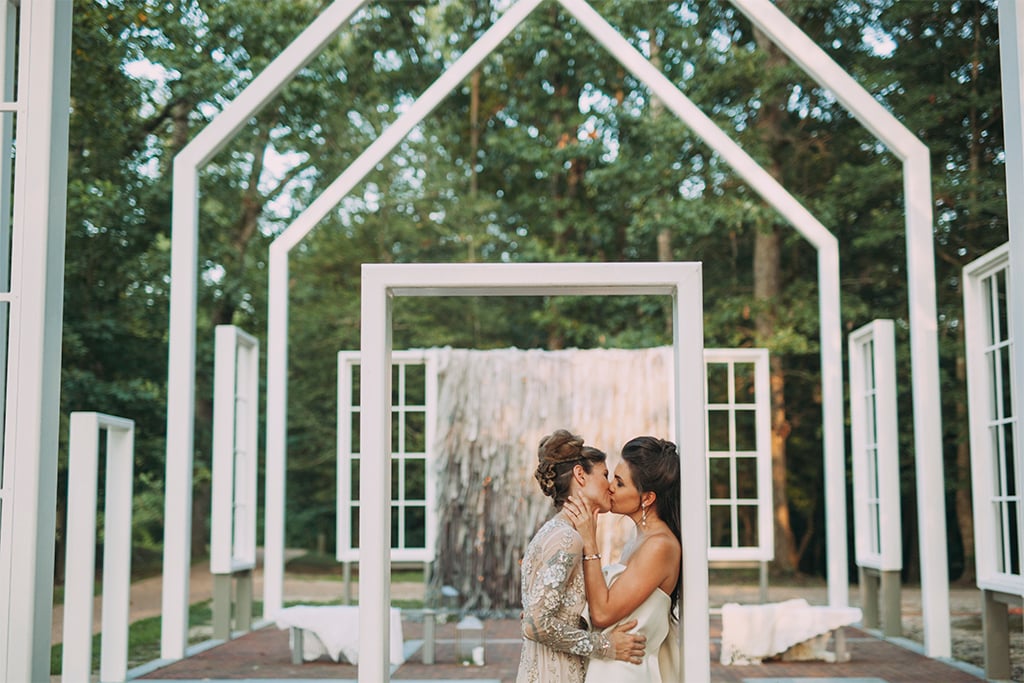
[426,346,674,613]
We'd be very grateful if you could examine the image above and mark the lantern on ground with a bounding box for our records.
[455,615,484,665]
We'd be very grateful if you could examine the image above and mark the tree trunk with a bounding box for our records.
[953,324,975,583]
[751,24,800,574]
[952,26,983,583]
[754,223,799,572]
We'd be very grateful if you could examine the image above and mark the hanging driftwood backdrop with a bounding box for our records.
[426,346,673,613]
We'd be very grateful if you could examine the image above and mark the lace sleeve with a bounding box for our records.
[521,529,615,659]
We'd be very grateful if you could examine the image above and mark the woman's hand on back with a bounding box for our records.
[607,618,645,664]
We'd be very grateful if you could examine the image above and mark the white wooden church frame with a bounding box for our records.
[849,320,903,573]
[704,348,773,562]
[22,0,1024,677]
[336,349,438,564]
[359,261,706,681]
[160,0,957,660]
[964,244,1020,595]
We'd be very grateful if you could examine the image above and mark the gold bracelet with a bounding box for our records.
[582,553,601,561]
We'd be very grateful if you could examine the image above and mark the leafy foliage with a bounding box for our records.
[62,0,1006,581]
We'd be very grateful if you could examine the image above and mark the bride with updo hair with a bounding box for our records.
[516,430,648,683]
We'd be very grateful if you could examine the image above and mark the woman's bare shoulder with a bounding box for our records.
[636,529,681,559]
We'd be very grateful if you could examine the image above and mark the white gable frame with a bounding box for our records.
[734,1,949,652]
[162,0,951,658]
[359,262,706,681]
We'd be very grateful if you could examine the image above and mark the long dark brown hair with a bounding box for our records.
[621,435,682,616]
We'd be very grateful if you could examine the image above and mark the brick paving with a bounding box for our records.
[136,614,984,682]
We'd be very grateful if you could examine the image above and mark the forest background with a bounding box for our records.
[59,0,1008,592]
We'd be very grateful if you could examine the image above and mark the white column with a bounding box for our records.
[358,267,393,682]
[59,415,102,683]
[818,244,849,607]
[673,265,710,683]
[263,246,290,616]
[161,154,200,658]
[0,2,72,681]
[903,150,951,656]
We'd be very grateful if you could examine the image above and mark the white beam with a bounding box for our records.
[0,2,72,681]
[162,0,368,656]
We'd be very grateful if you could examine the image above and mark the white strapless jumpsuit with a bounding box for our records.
[584,563,676,683]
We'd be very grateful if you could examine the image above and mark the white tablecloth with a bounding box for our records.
[720,598,862,665]
[273,605,405,665]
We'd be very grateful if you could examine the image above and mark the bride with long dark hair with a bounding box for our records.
[564,436,683,682]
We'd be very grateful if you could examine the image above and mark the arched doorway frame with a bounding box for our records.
[161,0,951,660]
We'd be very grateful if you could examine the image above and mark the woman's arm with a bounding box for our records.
[521,527,645,661]
[566,496,677,628]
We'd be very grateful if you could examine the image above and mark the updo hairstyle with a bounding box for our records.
[534,429,606,510]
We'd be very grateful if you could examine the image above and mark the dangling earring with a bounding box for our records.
[640,502,648,528]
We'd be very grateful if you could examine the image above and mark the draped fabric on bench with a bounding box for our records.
[274,605,405,665]
[720,599,862,665]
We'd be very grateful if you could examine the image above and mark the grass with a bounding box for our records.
[51,600,214,675]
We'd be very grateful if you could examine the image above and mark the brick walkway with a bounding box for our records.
[136,614,984,682]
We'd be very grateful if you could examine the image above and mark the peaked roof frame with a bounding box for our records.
[162,0,950,669]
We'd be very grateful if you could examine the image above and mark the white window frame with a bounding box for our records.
[61,413,135,683]
[704,348,773,562]
[849,319,903,572]
[337,349,437,563]
[210,325,259,574]
[964,243,1022,595]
